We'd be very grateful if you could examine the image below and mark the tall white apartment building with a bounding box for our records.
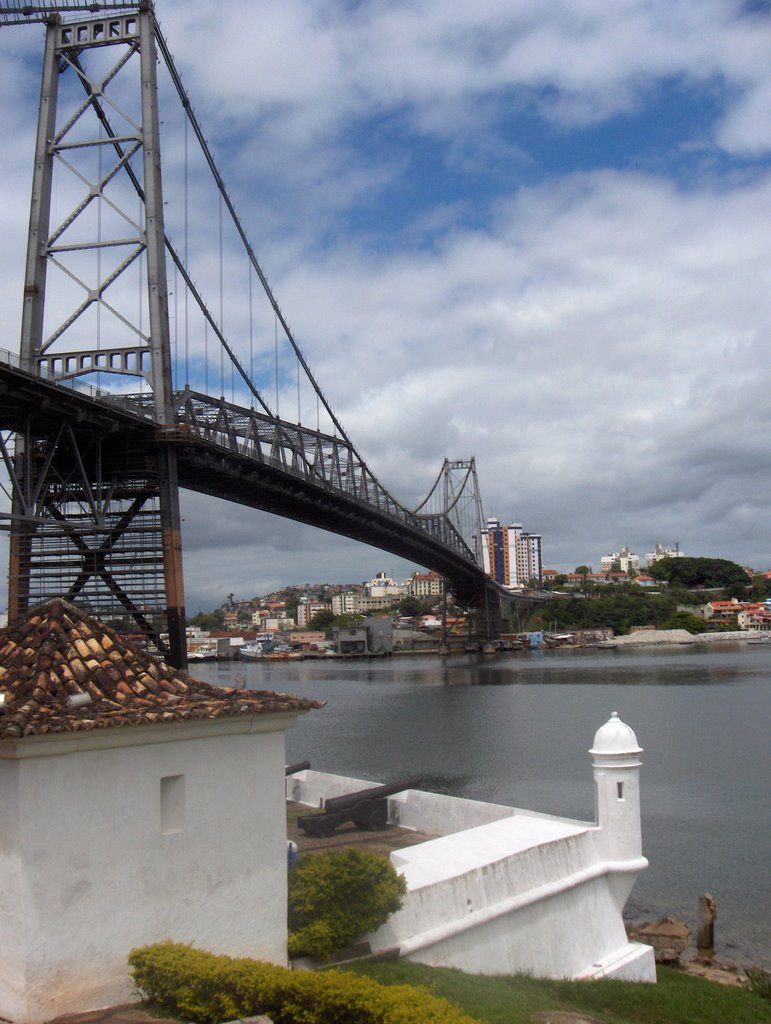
[331,592,360,617]
[410,571,444,598]
[296,601,331,627]
[645,543,685,567]
[600,546,641,574]
[481,517,543,590]
[366,572,407,600]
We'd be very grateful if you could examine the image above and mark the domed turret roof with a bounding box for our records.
[590,711,643,760]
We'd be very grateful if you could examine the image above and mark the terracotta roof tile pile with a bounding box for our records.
[0,598,323,739]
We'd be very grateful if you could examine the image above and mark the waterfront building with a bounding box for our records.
[285,630,328,649]
[332,617,393,655]
[481,517,543,589]
[738,606,771,631]
[702,599,768,629]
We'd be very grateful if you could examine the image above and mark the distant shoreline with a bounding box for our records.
[596,628,760,648]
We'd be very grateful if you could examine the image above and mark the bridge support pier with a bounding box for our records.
[5,6,187,668]
[3,416,180,662]
[156,442,187,669]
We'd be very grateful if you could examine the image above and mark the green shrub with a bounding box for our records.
[128,941,480,1024]
[288,849,407,960]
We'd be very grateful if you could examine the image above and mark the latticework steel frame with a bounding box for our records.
[6,3,186,664]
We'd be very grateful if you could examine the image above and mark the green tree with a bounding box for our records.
[648,556,749,590]
[329,613,366,631]
[662,610,709,633]
[288,850,406,959]
[187,609,224,630]
[575,565,591,576]
[307,609,336,630]
[535,591,680,635]
[283,590,301,619]
[398,595,425,617]
[725,580,749,601]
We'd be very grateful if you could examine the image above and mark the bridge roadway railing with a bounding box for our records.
[107,387,480,570]
[0,350,479,572]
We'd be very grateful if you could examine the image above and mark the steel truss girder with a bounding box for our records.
[3,416,170,653]
[171,389,478,564]
[1,360,542,635]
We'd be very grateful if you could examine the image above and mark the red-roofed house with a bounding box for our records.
[0,599,321,1023]
[701,599,759,624]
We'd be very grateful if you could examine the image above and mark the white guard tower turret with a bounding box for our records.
[590,711,644,865]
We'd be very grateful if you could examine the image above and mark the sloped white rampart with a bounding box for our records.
[369,812,653,980]
[290,761,655,983]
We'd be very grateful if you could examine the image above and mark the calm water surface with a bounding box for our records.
[196,642,771,967]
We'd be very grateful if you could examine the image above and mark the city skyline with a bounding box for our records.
[1,1,770,612]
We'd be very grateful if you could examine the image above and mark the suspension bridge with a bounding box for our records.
[0,1,540,668]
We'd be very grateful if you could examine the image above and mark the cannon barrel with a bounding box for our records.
[285,760,311,776]
[323,777,421,814]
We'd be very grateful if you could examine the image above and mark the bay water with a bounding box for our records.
[195,642,771,968]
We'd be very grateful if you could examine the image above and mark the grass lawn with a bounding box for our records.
[344,960,771,1024]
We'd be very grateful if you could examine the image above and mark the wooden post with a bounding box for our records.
[697,893,716,953]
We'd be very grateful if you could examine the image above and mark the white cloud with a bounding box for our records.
[2,0,771,613]
[161,0,771,151]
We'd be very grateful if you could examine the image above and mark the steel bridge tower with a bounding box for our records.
[5,2,187,666]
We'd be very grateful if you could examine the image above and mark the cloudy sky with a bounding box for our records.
[1,0,771,611]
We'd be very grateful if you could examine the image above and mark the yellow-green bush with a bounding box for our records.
[288,849,407,960]
[129,941,480,1024]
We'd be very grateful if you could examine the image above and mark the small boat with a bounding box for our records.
[239,640,303,660]
[187,641,218,661]
[262,650,303,661]
[239,641,267,660]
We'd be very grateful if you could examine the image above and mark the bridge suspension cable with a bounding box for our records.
[0,1,517,663]
[151,17,355,447]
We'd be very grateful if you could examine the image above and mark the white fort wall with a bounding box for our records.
[289,713,655,983]
[0,714,298,1024]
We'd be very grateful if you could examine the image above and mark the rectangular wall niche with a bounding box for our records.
[160,773,185,834]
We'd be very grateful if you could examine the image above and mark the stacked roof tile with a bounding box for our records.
[0,598,322,739]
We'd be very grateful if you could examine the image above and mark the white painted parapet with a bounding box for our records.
[292,712,655,983]
[288,771,585,837]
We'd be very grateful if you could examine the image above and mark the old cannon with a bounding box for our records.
[297,777,421,838]
[285,760,311,776]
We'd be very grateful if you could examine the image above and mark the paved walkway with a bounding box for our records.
[47,1009,273,1024]
[47,1006,179,1024]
